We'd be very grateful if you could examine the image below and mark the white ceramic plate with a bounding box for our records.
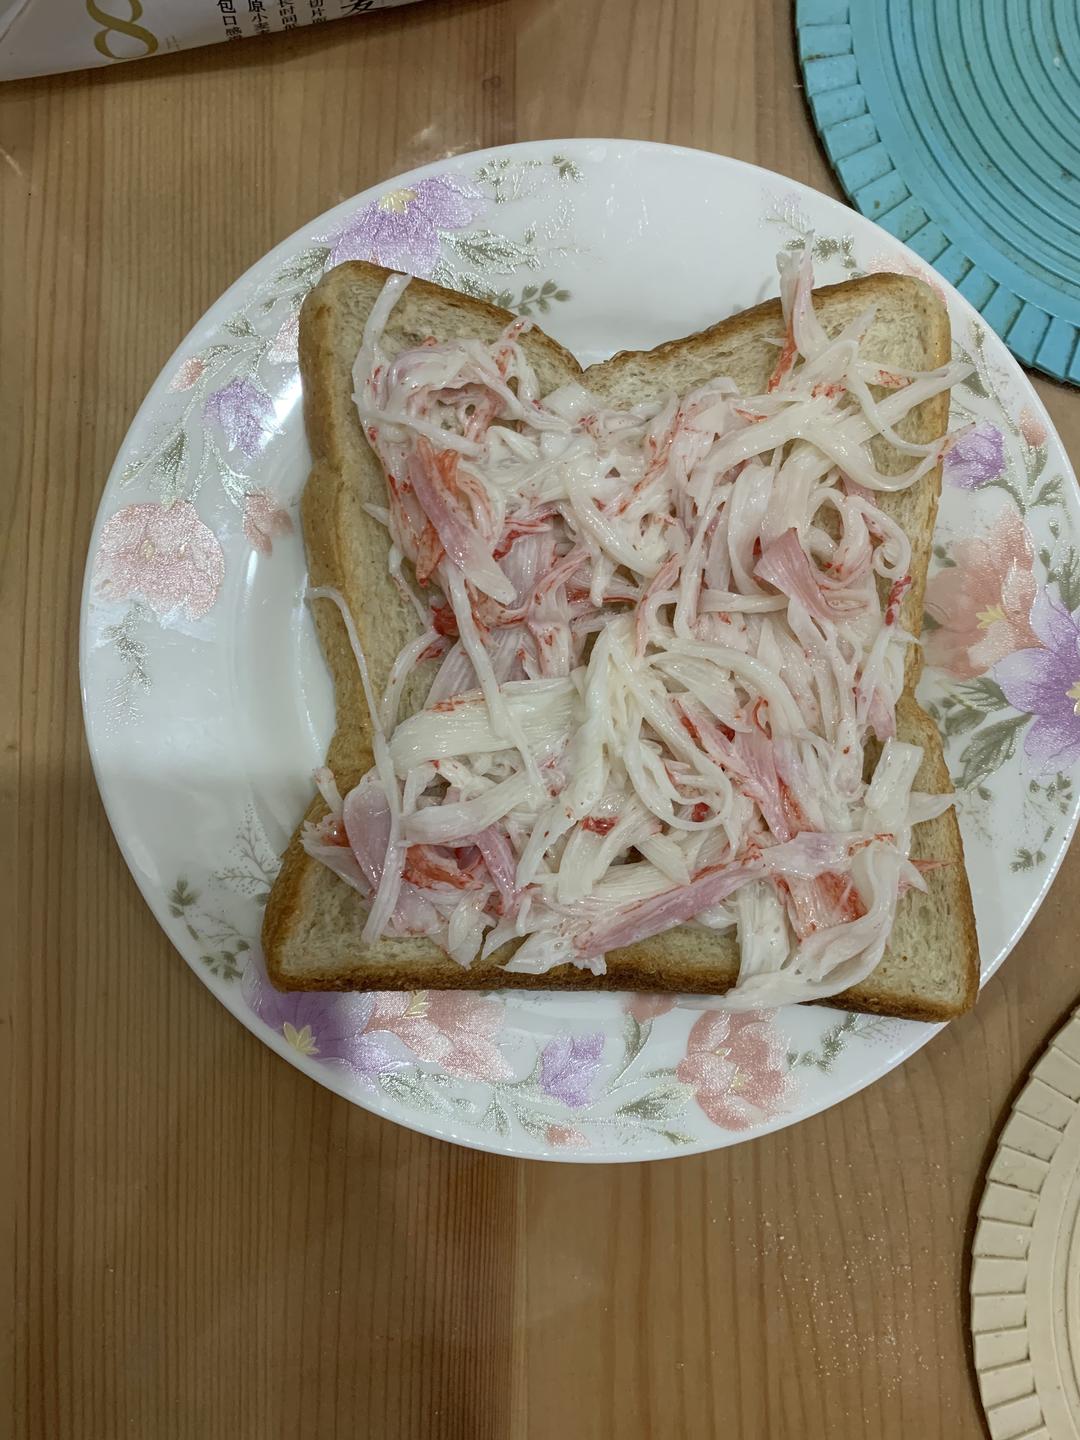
[81,140,1080,1162]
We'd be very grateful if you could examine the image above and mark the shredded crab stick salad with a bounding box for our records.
[303,251,969,1008]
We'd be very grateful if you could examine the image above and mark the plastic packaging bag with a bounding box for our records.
[0,0,422,82]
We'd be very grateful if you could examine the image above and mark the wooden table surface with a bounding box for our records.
[5,1,1080,1435]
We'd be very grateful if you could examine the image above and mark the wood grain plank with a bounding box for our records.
[3,0,1078,1436]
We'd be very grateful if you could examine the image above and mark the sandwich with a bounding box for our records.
[262,254,979,1020]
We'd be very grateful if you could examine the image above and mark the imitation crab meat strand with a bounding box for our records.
[301,249,968,1007]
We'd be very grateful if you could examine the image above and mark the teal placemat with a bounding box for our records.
[796,0,1080,382]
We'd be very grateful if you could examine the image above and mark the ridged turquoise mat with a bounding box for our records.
[796,0,1080,382]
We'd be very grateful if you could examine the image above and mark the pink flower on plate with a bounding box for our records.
[676,1010,790,1131]
[427,991,514,1081]
[242,964,513,1085]
[368,990,512,1082]
[243,490,294,555]
[94,501,225,620]
[170,355,207,392]
[924,507,1040,679]
[545,1124,588,1149]
[330,175,486,277]
[626,994,676,1023]
[1020,405,1048,449]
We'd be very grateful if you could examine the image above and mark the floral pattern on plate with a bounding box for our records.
[94,501,225,620]
[917,323,1079,872]
[84,152,583,727]
[81,143,1080,1160]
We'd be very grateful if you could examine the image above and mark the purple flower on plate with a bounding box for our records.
[204,377,275,460]
[538,1032,605,1108]
[944,422,1005,490]
[242,957,405,1079]
[330,175,486,277]
[997,592,1080,773]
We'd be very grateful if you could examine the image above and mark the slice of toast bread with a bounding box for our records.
[262,261,979,1021]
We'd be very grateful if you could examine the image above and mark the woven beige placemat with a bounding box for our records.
[972,1006,1080,1440]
